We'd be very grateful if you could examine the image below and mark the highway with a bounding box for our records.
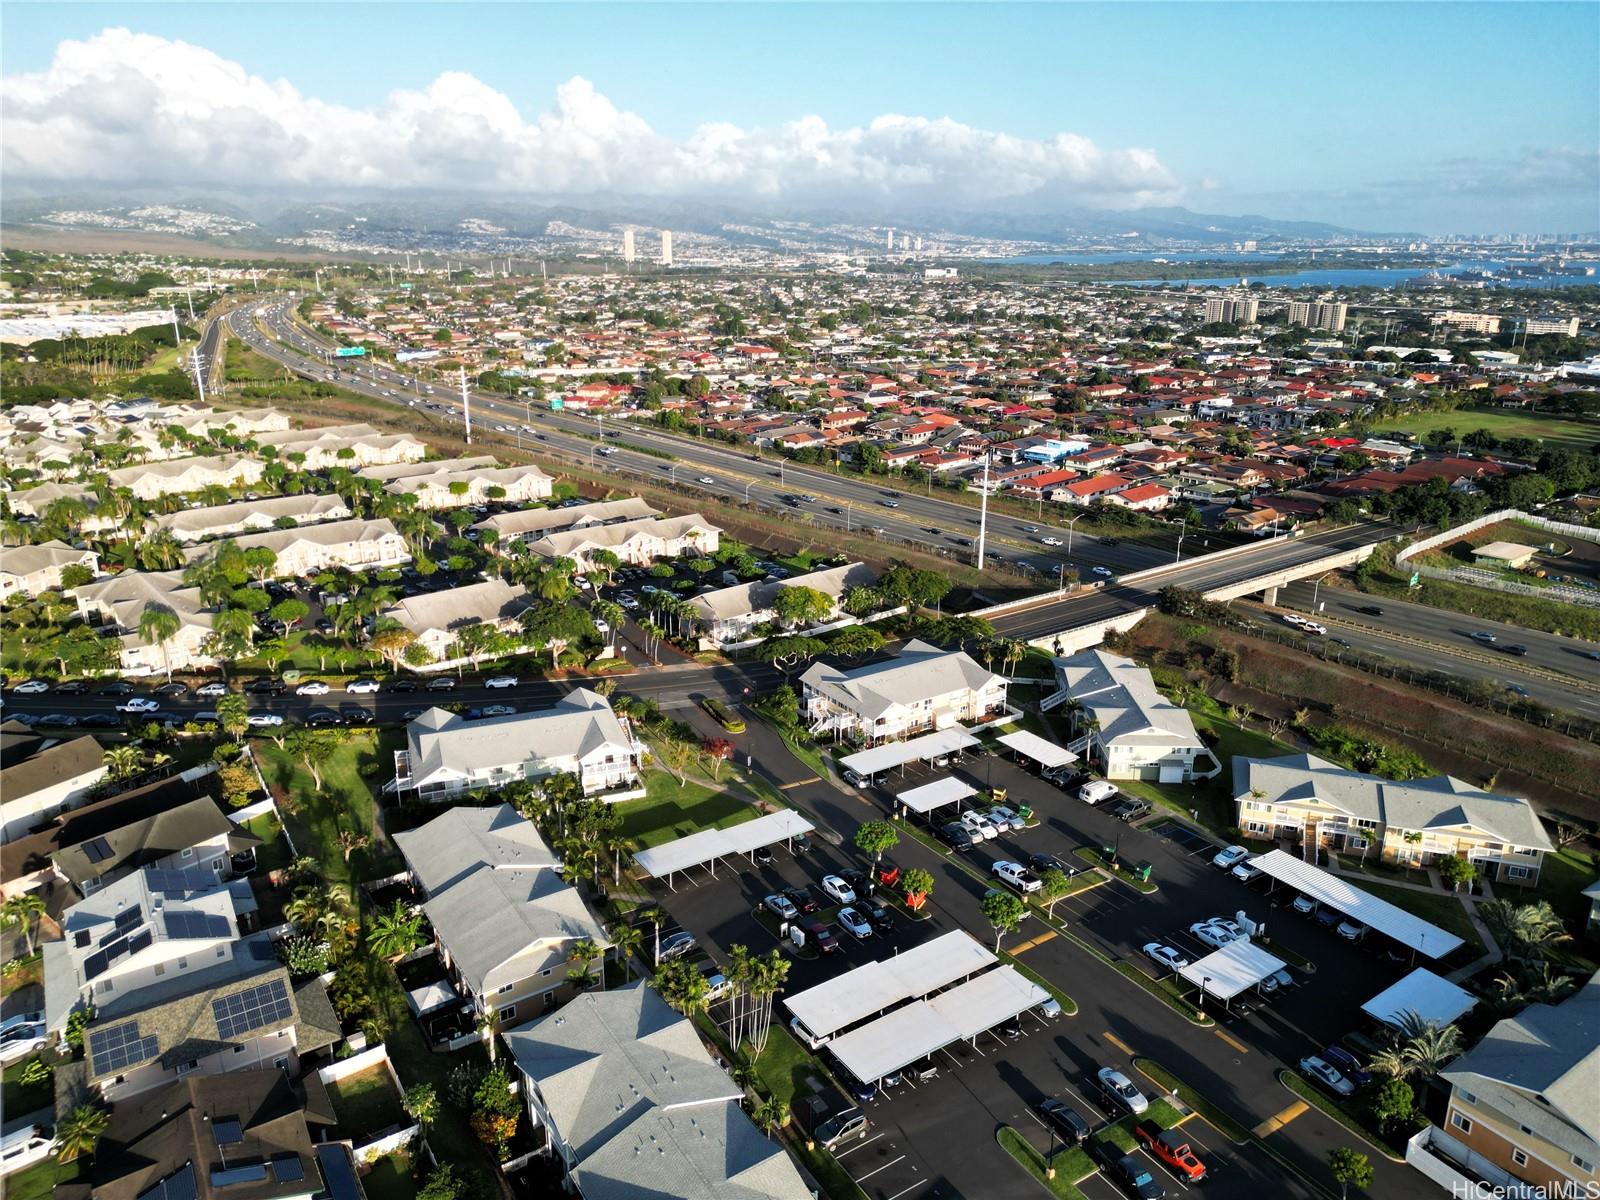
[224,297,1214,583]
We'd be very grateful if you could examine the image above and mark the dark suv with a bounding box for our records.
[938,822,974,851]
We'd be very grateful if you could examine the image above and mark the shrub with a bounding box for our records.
[275,935,329,977]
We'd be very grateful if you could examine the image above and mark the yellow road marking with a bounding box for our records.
[1213,1028,1250,1054]
[778,777,820,790]
[1009,930,1058,955]
[1252,1100,1307,1137]
[1104,1031,1134,1055]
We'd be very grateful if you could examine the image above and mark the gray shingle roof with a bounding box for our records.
[393,802,559,895]
[402,689,632,785]
[800,639,1002,720]
[1052,648,1203,750]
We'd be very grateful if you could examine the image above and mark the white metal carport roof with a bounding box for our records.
[1179,940,1287,1002]
[1361,968,1477,1028]
[1251,849,1465,958]
[993,730,1078,770]
[828,966,1049,1082]
[896,776,977,815]
[839,728,979,777]
[783,931,995,1041]
[632,809,815,883]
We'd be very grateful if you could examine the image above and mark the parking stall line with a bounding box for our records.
[853,1155,907,1184]
[883,1182,925,1200]
[834,1133,886,1159]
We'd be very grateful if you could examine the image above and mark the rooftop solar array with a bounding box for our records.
[212,979,293,1040]
[270,1155,306,1183]
[83,836,116,864]
[209,1164,268,1187]
[164,910,231,940]
[137,1164,198,1200]
[88,1020,160,1074]
[213,1117,243,1147]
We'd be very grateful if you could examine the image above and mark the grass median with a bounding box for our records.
[1133,1058,1253,1143]
[1072,846,1158,894]
[997,1125,1095,1200]
[1279,1070,1405,1162]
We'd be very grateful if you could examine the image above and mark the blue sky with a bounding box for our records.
[4,3,1597,233]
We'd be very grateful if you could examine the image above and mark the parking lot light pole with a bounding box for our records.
[1045,1121,1058,1178]
[1199,975,1211,1014]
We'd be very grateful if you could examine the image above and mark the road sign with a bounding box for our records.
[1409,571,1420,587]
[334,346,366,358]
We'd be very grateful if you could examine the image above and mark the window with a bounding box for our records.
[99,979,114,994]
[1511,1150,1528,1168]
[1460,1090,1477,1105]
[234,1045,246,1055]
[215,947,227,959]
[499,1005,516,1021]
[273,1057,288,1071]
[1574,1155,1595,1173]
[543,992,558,1011]
[1247,822,1268,835]
[1451,1113,1473,1134]
[181,848,194,858]
[1507,866,1531,881]
[542,968,553,978]
[153,963,165,977]
[498,983,514,995]
[178,957,188,969]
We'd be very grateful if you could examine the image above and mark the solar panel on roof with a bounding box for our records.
[103,937,129,964]
[213,1117,243,1146]
[82,950,108,981]
[114,905,142,932]
[137,1164,198,1200]
[127,929,153,954]
[88,1020,159,1074]
[212,979,293,1040]
[83,837,116,864]
[209,1164,268,1187]
[73,929,91,948]
[165,910,230,940]
[270,1155,305,1183]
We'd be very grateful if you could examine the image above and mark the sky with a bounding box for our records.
[3,2,1597,235]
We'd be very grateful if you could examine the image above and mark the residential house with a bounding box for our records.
[362,458,554,509]
[391,689,643,800]
[0,729,107,842]
[75,570,216,676]
[151,494,352,544]
[182,518,410,576]
[524,513,721,572]
[107,454,266,501]
[801,638,1008,743]
[1428,972,1599,1196]
[1101,482,1172,512]
[1045,649,1218,782]
[505,982,811,1200]
[0,539,98,598]
[380,579,530,663]
[690,562,878,646]
[394,805,610,1027]
[1232,754,1554,884]
[473,498,661,550]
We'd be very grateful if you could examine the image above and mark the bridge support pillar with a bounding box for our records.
[1260,584,1279,607]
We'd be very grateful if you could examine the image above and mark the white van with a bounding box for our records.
[1078,779,1118,804]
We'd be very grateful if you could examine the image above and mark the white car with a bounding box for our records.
[345,679,381,694]
[959,811,999,841]
[1231,859,1264,883]
[1292,894,1318,915]
[1040,536,1063,546]
[763,893,799,921]
[0,1014,46,1064]
[1097,1067,1149,1115]
[1301,621,1328,636]
[703,972,731,1002]
[594,619,611,636]
[697,476,715,485]
[11,680,49,694]
[247,713,285,727]
[295,681,330,696]
[619,595,640,610]
[988,805,1025,832]
[992,861,1042,893]
[1212,845,1250,870]
[484,676,519,689]
[1189,920,1245,950]
[196,681,228,698]
[1078,779,1118,805]
[1144,943,1190,972]
[1337,919,1368,943]
[837,908,873,939]
[820,875,856,905]
[1282,612,1308,628]
[1091,566,1113,577]
[844,770,869,788]
[117,697,160,713]
[1299,1056,1356,1097]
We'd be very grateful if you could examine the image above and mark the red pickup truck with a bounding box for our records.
[1135,1122,1206,1182]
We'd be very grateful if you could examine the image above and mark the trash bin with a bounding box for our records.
[1134,863,1153,883]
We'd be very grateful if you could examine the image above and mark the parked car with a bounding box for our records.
[54,680,89,695]
[246,678,285,695]
[116,698,160,714]
[657,931,697,962]
[763,893,800,922]
[1096,1067,1149,1115]
[861,899,895,933]
[1110,797,1152,823]
[784,886,819,915]
[814,1107,869,1150]
[1299,1055,1356,1097]
[0,1014,47,1064]
[1231,858,1264,883]
[805,922,840,955]
[1314,907,1342,930]
[1111,1154,1167,1200]
[10,680,49,694]
[1035,1099,1090,1145]
[959,811,999,841]
[987,805,1025,832]
[196,681,228,698]
[305,710,340,727]
[295,681,330,696]
[246,713,285,728]
[703,972,731,1002]
[1292,894,1318,915]
[427,677,457,691]
[1336,919,1368,943]
[1189,920,1244,950]
[1027,852,1074,877]
[1078,779,1118,804]
[1321,1044,1374,1087]
[820,875,856,905]
[481,704,515,717]
[1142,943,1189,972]
[389,679,419,693]
[346,679,381,694]
[484,675,519,689]
[992,861,1042,893]
[844,770,869,788]
[1212,844,1250,870]
[97,681,135,695]
[1136,1125,1207,1181]
[837,908,873,940]
[937,822,974,851]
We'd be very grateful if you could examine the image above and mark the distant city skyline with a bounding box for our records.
[2,2,1596,234]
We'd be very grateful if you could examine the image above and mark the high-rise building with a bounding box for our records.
[886,228,895,251]
[1433,310,1501,335]
[1525,315,1578,337]
[622,230,635,264]
[914,236,924,252]
[1287,298,1348,333]
[1204,294,1259,325]
[660,231,673,267]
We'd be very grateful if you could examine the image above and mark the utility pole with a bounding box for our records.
[184,288,195,320]
[459,365,472,444]
[188,347,207,405]
[169,307,182,349]
[975,454,991,569]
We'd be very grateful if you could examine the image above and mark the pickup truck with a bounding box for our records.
[1134,1122,1207,1182]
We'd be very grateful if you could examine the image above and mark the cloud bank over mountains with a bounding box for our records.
[2,28,1181,210]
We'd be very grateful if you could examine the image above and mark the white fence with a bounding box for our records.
[1395,508,1599,563]
[316,1044,421,1161]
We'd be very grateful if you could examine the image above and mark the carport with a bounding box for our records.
[632,809,816,889]
[895,777,977,822]
[827,965,1050,1085]
[1179,940,1288,1011]
[993,729,1078,771]
[1250,849,1465,959]
[784,930,995,1047]
[840,728,979,780]
[1361,968,1477,1029]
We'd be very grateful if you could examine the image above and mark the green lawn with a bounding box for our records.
[1372,407,1600,455]
[327,1062,406,1135]
[614,769,764,847]
[2,1056,53,1116]
[362,1153,419,1200]
[751,1023,824,1111]
[3,1158,83,1200]
[240,810,293,875]
[1533,847,1600,935]
[997,1125,1094,1200]
[1346,880,1485,957]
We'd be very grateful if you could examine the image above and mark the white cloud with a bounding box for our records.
[1,28,1180,208]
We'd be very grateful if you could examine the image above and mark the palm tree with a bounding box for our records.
[643,906,670,966]
[1480,899,1571,962]
[2,892,46,956]
[567,939,603,990]
[367,902,425,960]
[477,1007,502,1063]
[1394,1014,1463,1077]
[1366,1045,1410,1080]
[402,1082,439,1132]
[52,1103,110,1163]
[137,604,182,681]
[751,1097,788,1139]
[608,921,643,981]
[101,744,145,781]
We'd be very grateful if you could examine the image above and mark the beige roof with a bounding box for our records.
[0,538,93,577]
[360,456,500,481]
[106,453,261,486]
[382,578,529,636]
[181,517,404,563]
[152,493,350,537]
[691,561,876,622]
[475,497,660,539]
[528,513,719,558]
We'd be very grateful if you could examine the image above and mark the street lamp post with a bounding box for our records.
[1066,513,1084,555]
[1174,519,1188,564]
[744,481,755,503]
[1199,975,1211,1014]
[846,501,853,532]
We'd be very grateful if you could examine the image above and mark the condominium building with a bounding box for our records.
[1286,298,1349,333]
[1433,310,1503,335]
[1204,294,1259,325]
[1524,315,1579,337]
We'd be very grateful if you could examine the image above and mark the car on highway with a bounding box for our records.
[155,681,189,696]
[1357,605,1384,616]
[295,681,331,696]
[1035,1099,1090,1145]
[1096,1067,1149,1115]
[246,679,286,696]
[1040,536,1063,546]
[196,681,228,698]
[117,698,160,714]
[763,893,800,922]
[1212,844,1250,870]
[55,681,89,695]
[1499,644,1529,657]
[10,680,49,694]
[1505,683,1530,697]
[883,500,899,508]
[992,861,1042,893]
[345,679,381,694]
[696,476,715,485]
[305,710,341,726]
[1091,566,1113,577]
[1142,943,1189,972]
[820,875,856,905]
[1299,1055,1356,1097]
[837,907,873,940]
[1470,631,1497,644]
[427,677,457,691]
[484,675,519,689]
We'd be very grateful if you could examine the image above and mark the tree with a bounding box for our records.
[368,902,425,960]
[701,736,735,779]
[1393,1012,1463,1077]
[1366,1077,1416,1132]
[658,736,695,785]
[477,1007,503,1064]
[853,820,899,868]
[752,1097,788,1139]
[216,692,249,742]
[567,938,603,989]
[1480,899,1571,962]
[416,1164,462,1200]
[52,1103,110,1163]
[643,905,671,965]
[2,892,46,956]
[609,920,643,981]
[1437,855,1476,893]
[901,867,934,912]
[1037,867,1074,919]
[1328,1147,1374,1199]
[828,626,885,658]
[216,759,258,809]
[137,603,182,680]
[773,585,832,630]
[980,889,1026,950]
[286,728,346,789]
[102,744,145,782]
[654,957,710,1015]
[755,635,826,672]
[337,829,369,863]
